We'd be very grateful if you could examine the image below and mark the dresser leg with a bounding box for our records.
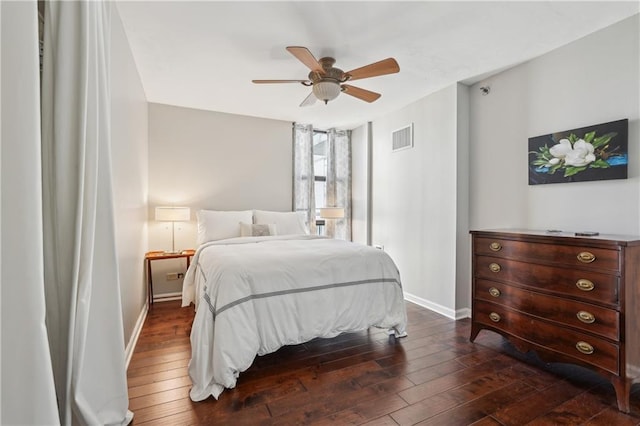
[470,322,481,342]
[611,376,631,413]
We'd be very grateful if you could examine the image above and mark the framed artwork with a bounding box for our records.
[528,118,628,185]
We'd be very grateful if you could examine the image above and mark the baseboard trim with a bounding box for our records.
[153,291,182,303]
[125,302,148,370]
[404,292,470,320]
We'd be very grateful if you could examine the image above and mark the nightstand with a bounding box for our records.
[145,250,195,306]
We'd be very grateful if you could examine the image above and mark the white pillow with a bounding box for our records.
[240,222,277,237]
[253,210,309,235]
[196,210,253,245]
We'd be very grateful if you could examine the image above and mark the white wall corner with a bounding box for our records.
[455,307,471,320]
[627,364,640,379]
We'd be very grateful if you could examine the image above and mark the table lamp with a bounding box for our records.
[319,207,345,237]
[155,206,190,253]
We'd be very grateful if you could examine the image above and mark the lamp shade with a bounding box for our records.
[313,81,341,103]
[319,207,344,219]
[155,206,190,222]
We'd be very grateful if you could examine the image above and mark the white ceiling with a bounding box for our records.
[116,1,639,130]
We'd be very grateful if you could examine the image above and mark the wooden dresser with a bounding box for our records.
[470,229,640,413]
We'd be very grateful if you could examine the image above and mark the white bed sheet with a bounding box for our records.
[181,235,407,401]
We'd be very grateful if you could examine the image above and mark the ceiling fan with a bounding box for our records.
[252,46,400,106]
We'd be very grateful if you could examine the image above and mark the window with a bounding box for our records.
[294,125,351,239]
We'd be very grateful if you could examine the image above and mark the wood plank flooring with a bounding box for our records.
[128,300,640,425]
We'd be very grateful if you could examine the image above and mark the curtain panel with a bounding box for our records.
[326,129,352,241]
[1,2,60,424]
[293,123,316,234]
[41,1,132,424]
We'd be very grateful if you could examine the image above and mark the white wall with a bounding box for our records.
[371,84,469,319]
[110,8,149,349]
[469,14,639,235]
[148,103,292,295]
[351,123,370,245]
[455,84,471,313]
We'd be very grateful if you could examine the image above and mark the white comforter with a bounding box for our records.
[181,235,407,401]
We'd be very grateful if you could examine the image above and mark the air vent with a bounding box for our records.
[392,124,413,152]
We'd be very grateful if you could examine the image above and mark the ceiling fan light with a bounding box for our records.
[312,81,341,104]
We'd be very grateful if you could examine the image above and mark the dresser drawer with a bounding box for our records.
[475,255,619,306]
[474,300,619,374]
[474,237,620,272]
[475,279,620,341]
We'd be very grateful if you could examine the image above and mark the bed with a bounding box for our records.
[181,209,407,402]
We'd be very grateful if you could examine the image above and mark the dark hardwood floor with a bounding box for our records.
[128,300,640,425]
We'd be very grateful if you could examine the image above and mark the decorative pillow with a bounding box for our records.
[196,210,253,245]
[253,210,309,235]
[240,222,277,237]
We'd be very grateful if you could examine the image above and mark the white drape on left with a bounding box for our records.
[41,2,132,424]
[1,2,60,424]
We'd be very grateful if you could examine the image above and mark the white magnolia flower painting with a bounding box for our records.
[528,119,628,185]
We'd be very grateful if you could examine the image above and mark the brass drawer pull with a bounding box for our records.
[577,251,596,263]
[576,341,594,355]
[489,242,502,252]
[575,279,595,291]
[489,312,501,322]
[576,310,595,324]
[488,287,501,298]
[489,263,501,273]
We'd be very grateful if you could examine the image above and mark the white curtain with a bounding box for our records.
[1,2,60,424]
[326,129,352,240]
[41,1,132,425]
[293,123,316,234]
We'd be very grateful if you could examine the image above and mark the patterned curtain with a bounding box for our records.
[326,128,352,240]
[293,123,316,234]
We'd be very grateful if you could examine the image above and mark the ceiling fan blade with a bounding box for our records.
[300,92,317,107]
[341,84,381,103]
[344,58,400,81]
[252,79,309,84]
[286,46,324,73]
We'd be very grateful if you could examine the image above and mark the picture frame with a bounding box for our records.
[528,118,628,185]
